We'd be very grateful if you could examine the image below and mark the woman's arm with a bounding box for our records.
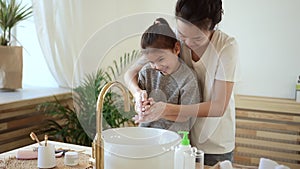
[135,80,234,123]
[192,79,233,117]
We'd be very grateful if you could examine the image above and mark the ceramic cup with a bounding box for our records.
[183,148,204,169]
[37,143,56,168]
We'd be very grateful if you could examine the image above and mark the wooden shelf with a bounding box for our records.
[0,88,73,153]
[235,95,300,115]
[234,95,300,169]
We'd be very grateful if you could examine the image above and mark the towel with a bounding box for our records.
[16,150,38,160]
[16,150,63,160]
[258,158,290,169]
[220,160,233,169]
[209,160,234,169]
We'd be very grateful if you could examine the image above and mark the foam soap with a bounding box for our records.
[174,131,191,169]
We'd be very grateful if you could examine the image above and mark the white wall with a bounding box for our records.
[18,0,300,99]
[221,0,300,99]
[76,1,177,84]
[18,0,177,88]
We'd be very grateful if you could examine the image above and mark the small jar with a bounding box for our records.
[64,152,79,166]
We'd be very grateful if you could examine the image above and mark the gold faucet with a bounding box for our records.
[91,81,132,169]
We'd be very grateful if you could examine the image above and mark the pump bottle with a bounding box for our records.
[174,131,191,169]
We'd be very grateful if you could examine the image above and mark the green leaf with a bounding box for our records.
[0,0,32,46]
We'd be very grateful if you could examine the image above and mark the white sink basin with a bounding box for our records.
[103,127,181,169]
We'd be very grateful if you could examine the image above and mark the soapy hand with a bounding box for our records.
[133,90,147,113]
[133,90,148,122]
[134,98,166,123]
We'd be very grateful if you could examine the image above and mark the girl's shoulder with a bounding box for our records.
[176,59,198,79]
[139,63,153,75]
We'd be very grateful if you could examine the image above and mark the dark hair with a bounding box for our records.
[141,18,178,50]
[175,0,223,30]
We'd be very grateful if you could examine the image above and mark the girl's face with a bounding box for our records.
[144,43,180,75]
[176,19,210,51]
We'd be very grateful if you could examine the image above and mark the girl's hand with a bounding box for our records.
[132,90,148,123]
[134,90,148,114]
[135,99,167,123]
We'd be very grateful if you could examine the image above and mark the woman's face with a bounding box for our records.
[176,19,210,51]
[143,48,180,75]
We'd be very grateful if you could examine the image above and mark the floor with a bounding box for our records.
[0,85,71,105]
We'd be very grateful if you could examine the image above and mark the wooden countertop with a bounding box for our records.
[0,141,91,169]
[0,141,257,169]
[0,141,92,159]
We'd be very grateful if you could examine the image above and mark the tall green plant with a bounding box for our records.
[37,50,140,146]
[0,0,32,46]
[37,98,91,146]
[73,69,135,140]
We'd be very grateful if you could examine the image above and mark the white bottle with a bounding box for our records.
[296,76,300,102]
[174,131,191,169]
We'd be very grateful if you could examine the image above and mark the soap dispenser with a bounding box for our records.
[174,131,192,169]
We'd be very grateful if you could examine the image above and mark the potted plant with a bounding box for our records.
[0,0,32,90]
[37,50,139,146]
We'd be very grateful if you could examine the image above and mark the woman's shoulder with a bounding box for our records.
[211,30,238,51]
[213,30,237,46]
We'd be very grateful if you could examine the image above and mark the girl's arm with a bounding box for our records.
[124,56,149,113]
[124,57,146,95]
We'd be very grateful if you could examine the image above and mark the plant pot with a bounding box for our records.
[0,46,23,90]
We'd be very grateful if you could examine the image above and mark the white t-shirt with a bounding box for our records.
[180,30,240,154]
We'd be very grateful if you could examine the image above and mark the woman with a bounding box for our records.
[124,0,239,166]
